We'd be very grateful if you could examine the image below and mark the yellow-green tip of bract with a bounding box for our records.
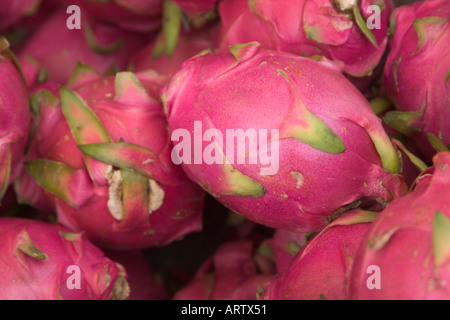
[16,230,48,261]
[433,210,450,268]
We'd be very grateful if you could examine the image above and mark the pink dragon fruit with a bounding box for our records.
[104,250,169,300]
[381,0,450,163]
[0,0,41,31]
[0,217,129,300]
[218,0,394,79]
[66,0,163,33]
[373,104,425,187]
[129,26,216,78]
[171,0,219,30]
[349,151,450,299]
[258,229,308,274]
[259,209,378,300]
[173,0,217,15]
[0,37,31,203]
[222,210,275,246]
[18,8,151,87]
[0,187,18,216]
[174,240,273,300]
[162,42,406,233]
[16,67,205,250]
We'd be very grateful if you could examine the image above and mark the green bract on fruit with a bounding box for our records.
[218,0,394,80]
[16,67,205,250]
[162,42,406,233]
[0,37,31,203]
[349,151,450,299]
[0,217,129,300]
[259,209,378,300]
[382,0,450,162]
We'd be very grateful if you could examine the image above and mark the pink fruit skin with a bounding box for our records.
[382,0,450,162]
[260,229,307,274]
[104,250,170,300]
[66,0,162,33]
[173,0,217,14]
[259,209,376,300]
[0,41,31,202]
[0,0,40,31]
[349,151,450,300]
[16,71,205,250]
[129,27,216,77]
[379,113,423,188]
[0,217,129,300]
[218,0,394,78]
[162,42,405,233]
[174,240,272,300]
[18,9,151,87]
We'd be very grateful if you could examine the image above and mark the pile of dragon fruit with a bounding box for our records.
[0,0,448,300]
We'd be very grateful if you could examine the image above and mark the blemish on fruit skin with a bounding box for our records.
[116,119,125,129]
[423,254,432,268]
[278,193,288,201]
[368,227,399,250]
[290,171,304,188]
[284,63,305,77]
[144,229,156,235]
[142,158,154,165]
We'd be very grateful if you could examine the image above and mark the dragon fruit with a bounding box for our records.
[374,104,426,187]
[171,0,219,29]
[104,250,169,300]
[18,8,151,87]
[15,67,205,250]
[0,37,31,203]
[0,0,41,31]
[349,151,450,299]
[259,209,377,300]
[162,42,406,233]
[258,229,308,274]
[381,0,450,163]
[173,0,217,15]
[174,240,273,300]
[64,0,162,33]
[218,0,394,79]
[0,217,129,300]
[129,27,216,77]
